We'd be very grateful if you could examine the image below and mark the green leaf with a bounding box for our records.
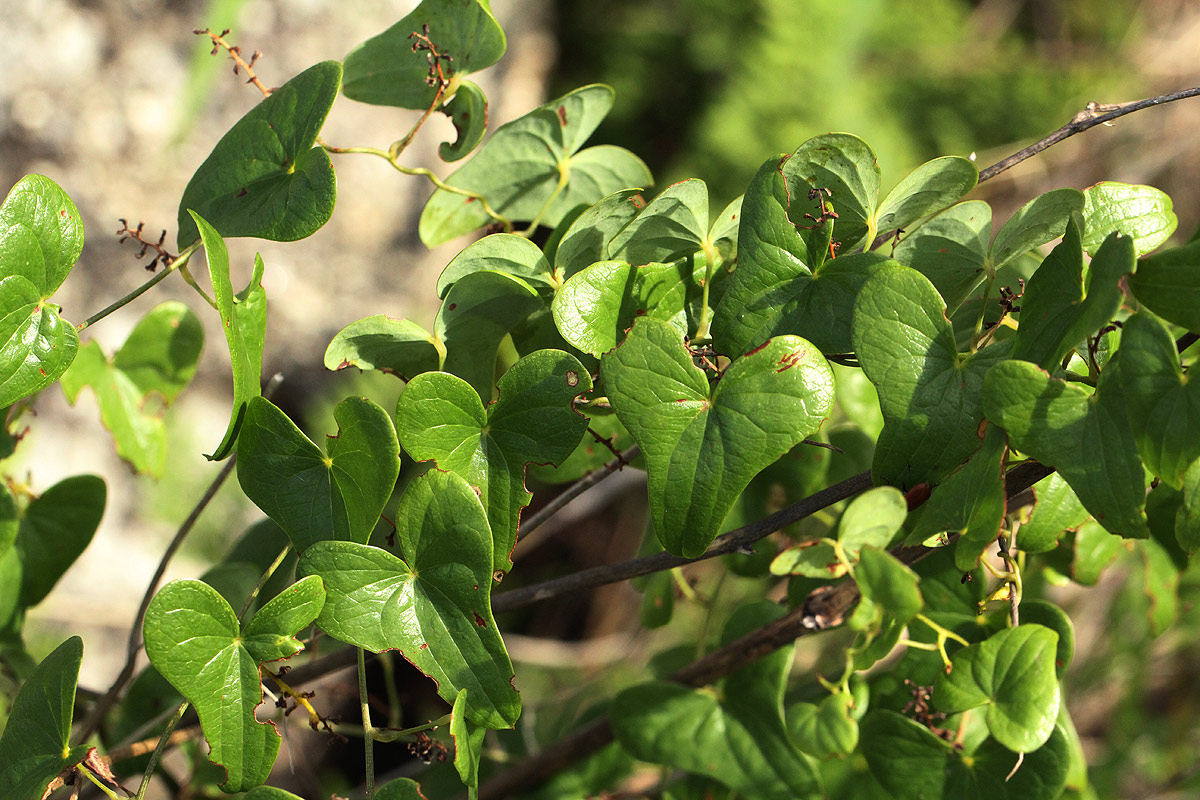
[451,689,485,798]
[770,539,845,579]
[16,475,105,608]
[324,315,443,379]
[375,779,427,800]
[1119,312,1200,489]
[837,485,908,554]
[1020,600,1075,677]
[855,546,923,624]
[437,234,555,297]
[0,637,88,799]
[553,188,644,280]
[61,302,203,476]
[712,155,892,357]
[394,349,591,573]
[1130,238,1200,331]
[236,395,400,553]
[894,200,991,311]
[788,133,880,251]
[608,178,709,265]
[788,691,859,760]
[440,79,489,162]
[1011,222,1132,370]
[177,61,341,247]
[603,317,834,557]
[143,578,324,792]
[934,624,1060,752]
[1138,536,1180,636]
[611,602,822,800]
[874,155,978,236]
[190,212,266,460]
[342,0,504,109]
[990,188,1085,271]
[1071,520,1125,585]
[436,270,543,399]
[853,265,1010,487]
[296,470,520,727]
[0,174,83,296]
[0,276,78,407]
[1177,460,1200,554]
[1019,473,1088,554]
[984,359,1149,538]
[420,85,653,246]
[1081,181,1176,256]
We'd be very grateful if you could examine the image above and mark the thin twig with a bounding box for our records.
[514,445,640,545]
[193,28,273,97]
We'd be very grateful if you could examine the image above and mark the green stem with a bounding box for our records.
[134,700,188,800]
[76,243,201,331]
[378,651,403,729]
[370,712,454,742]
[359,648,375,799]
[77,764,121,800]
[237,544,293,623]
[693,240,719,342]
[519,163,569,235]
[177,262,217,310]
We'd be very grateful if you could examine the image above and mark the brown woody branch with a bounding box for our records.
[194,28,273,97]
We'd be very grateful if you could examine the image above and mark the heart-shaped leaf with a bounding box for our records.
[1011,221,1132,370]
[607,178,710,265]
[342,0,504,109]
[853,264,1010,487]
[189,212,267,460]
[0,174,83,296]
[177,61,341,247]
[0,636,88,798]
[984,359,1149,538]
[144,577,325,792]
[1082,181,1176,256]
[989,188,1084,271]
[874,156,978,236]
[854,545,923,625]
[1118,312,1200,490]
[553,188,645,280]
[788,691,859,760]
[1129,238,1200,332]
[297,469,520,727]
[61,302,203,476]
[437,233,555,297]
[440,79,489,162]
[603,316,833,557]
[1019,473,1089,553]
[611,602,822,799]
[324,315,443,380]
[787,133,880,251]
[0,276,78,407]
[420,85,652,246]
[1020,600,1075,677]
[894,200,991,311]
[15,474,105,608]
[236,395,400,553]
[394,349,591,573]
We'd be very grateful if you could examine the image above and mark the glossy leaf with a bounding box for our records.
[61,302,203,476]
[437,234,555,297]
[853,265,1010,487]
[451,689,485,798]
[0,637,88,798]
[1019,473,1089,554]
[1130,238,1200,331]
[324,315,442,379]
[1119,312,1200,489]
[1012,222,1132,370]
[191,212,266,460]
[874,155,978,235]
[394,349,591,573]
[296,470,520,727]
[603,317,834,557]
[854,546,922,624]
[143,578,325,792]
[420,85,653,245]
[935,624,1060,752]
[342,0,504,109]
[0,276,78,407]
[236,396,400,553]
[553,188,644,280]
[0,174,83,296]
[1081,181,1175,256]
[990,188,1084,271]
[608,178,709,265]
[611,602,822,799]
[787,133,880,251]
[15,475,105,608]
[177,61,341,246]
[894,200,991,311]
[985,359,1149,538]
[788,691,859,760]
[440,79,489,161]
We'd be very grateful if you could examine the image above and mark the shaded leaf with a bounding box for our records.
[894,200,991,312]
[1071,520,1125,585]
[608,178,709,265]
[16,475,105,608]
[1019,473,1089,554]
[437,234,555,297]
[1177,460,1200,555]
[324,315,442,380]
[990,188,1085,271]
[440,79,489,162]
[1130,238,1200,331]
[788,691,859,760]
[874,155,978,235]
[1138,536,1180,636]
[553,188,645,280]
[855,546,923,625]
[1020,600,1075,677]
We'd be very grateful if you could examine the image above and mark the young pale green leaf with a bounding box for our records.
[394,349,591,573]
[144,578,324,792]
[1020,600,1075,677]
[786,133,880,251]
[1139,536,1180,636]
[1082,181,1176,256]
[1020,473,1089,553]
[788,691,859,760]
[712,155,892,357]
[436,269,543,399]
[984,359,1149,538]
[934,624,1060,752]
[451,689,485,798]
[342,0,504,109]
[1119,312,1200,489]
[873,155,978,236]
[771,539,845,579]
[611,602,822,800]
[190,212,266,460]
[603,317,834,557]
[1129,239,1200,331]
[0,276,78,407]
[1011,222,1132,370]
[1071,520,1125,585]
[904,426,1007,569]
[16,475,105,608]
[0,636,88,799]
[420,85,652,246]
[236,396,400,553]
[553,188,644,280]
[440,79,489,161]
[1177,460,1200,554]
[61,303,203,476]
[437,234,555,298]
[837,486,908,555]
[296,469,520,727]
[709,194,743,262]
[853,265,1010,487]
[552,260,699,356]
[854,546,923,625]
[989,188,1084,271]
[324,315,443,379]
[177,61,341,247]
[893,200,991,311]
[608,178,709,265]
[0,174,83,296]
